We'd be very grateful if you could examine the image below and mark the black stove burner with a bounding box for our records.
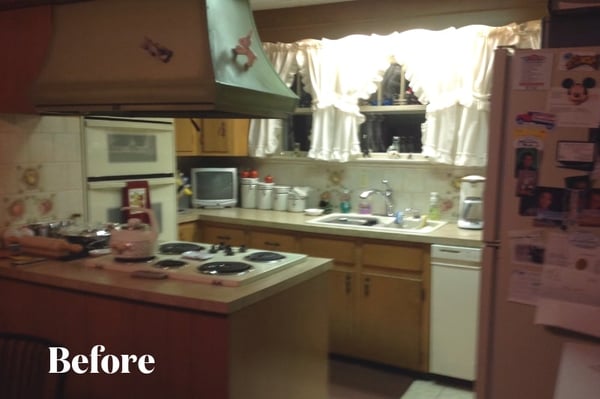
[153,259,187,269]
[244,251,285,262]
[160,242,205,255]
[197,262,252,275]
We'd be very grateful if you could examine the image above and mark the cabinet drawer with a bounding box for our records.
[250,231,297,252]
[201,225,246,246]
[362,242,424,272]
[299,237,356,265]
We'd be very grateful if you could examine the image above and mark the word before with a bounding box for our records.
[49,345,155,374]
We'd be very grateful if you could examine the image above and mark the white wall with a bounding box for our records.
[0,114,84,228]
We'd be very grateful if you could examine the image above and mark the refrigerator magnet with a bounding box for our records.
[556,141,595,171]
[578,188,600,226]
[548,83,600,128]
[515,148,539,197]
[520,186,567,228]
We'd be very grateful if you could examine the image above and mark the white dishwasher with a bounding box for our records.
[429,244,482,381]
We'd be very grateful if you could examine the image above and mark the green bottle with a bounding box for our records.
[429,192,441,220]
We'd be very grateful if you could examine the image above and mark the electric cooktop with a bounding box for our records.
[84,241,308,287]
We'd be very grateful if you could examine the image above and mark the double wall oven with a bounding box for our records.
[83,117,177,241]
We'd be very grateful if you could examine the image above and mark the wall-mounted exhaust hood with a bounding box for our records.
[31,0,298,118]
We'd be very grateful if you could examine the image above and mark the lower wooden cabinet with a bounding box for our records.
[249,230,297,252]
[300,235,429,371]
[178,221,198,242]
[356,272,424,370]
[327,269,356,355]
[194,221,430,372]
[199,224,247,247]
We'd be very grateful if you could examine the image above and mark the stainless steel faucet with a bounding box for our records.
[359,179,395,216]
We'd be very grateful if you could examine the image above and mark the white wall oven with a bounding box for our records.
[83,117,177,241]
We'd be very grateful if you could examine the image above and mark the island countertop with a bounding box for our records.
[0,254,331,314]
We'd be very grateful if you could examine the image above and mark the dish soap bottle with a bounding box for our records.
[339,188,352,213]
[429,192,441,220]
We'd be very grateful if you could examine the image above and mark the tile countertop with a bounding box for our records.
[179,208,483,247]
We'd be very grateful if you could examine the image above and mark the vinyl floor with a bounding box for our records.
[328,356,474,399]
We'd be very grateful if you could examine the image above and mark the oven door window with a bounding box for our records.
[84,118,174,178]
[108,134,157,163]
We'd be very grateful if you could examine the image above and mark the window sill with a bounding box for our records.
[258,151,433,165]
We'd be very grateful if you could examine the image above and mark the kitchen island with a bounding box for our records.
[0,253,331,399]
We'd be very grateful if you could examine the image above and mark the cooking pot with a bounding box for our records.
[109,207,158,260]
[59,224,113,252]
[27,220,114,253]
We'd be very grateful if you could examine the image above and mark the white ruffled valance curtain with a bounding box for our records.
[251,20,541,165]
[394,20,541,166]
[297,35,390,162]
[248,42,299,157]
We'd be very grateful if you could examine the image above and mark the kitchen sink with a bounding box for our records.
[307,213,447,234]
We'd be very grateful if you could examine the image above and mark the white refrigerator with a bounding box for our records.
[477,47,600,398]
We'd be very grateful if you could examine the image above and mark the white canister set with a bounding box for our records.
[241,178,308,212]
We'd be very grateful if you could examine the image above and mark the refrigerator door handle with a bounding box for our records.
[483,48,512,244]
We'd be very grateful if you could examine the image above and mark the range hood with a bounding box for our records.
[31,0,298,118]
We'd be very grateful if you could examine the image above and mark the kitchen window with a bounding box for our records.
[281,69,426,157]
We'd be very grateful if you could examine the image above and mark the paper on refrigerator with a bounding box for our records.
[554,342,600,399]
[535,231,600,338]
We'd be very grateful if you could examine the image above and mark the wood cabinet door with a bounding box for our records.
[178,222,198,242]
[174,118,202,155]
[356,272,424,371]
[328,269,356,356]
[202,119,230,153]
[299,236,358,356]
[201,119,249,156]
[200,225,247,246]
[249,231,297,252]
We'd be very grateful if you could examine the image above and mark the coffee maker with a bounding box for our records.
[458,175,485,230]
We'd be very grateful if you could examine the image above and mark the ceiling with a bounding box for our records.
[249,0,355,11]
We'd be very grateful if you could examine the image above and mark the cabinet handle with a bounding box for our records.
[345,273,352,294]
[190,118,203,147]
[263,241,280,247]
[364,277,370,297]
[216,235,231,241]
[219,122,226,137]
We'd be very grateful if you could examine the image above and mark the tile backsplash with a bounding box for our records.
[177,156,486,221]
[0,114,84,228]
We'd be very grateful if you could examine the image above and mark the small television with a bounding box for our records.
[191,167,238,208]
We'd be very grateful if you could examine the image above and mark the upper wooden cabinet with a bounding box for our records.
[175,118,249,157]
[0,6,52,114]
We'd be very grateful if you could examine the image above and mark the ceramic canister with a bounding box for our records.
[287,191,307,212]
[272,185,291,211]
[240,177,258,209]
[257,182,274,210]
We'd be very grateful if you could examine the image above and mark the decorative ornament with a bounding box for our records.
[328,170,344,187]
[232,31,256,70]
[17,165,42,192]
